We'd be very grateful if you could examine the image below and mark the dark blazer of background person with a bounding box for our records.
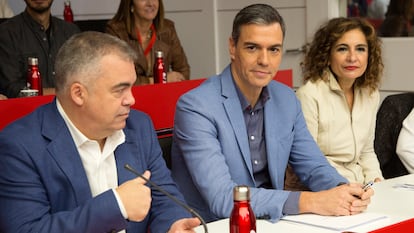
[0,11,79,98]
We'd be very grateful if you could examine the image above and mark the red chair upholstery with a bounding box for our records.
[0,70,292,168]
[0,79,205,131]
[273,69,293,87]
[366,18,383,31]
[369,218,414,233]
[0,95,54,130]
[131,79,204,136]
[0,69,292,132]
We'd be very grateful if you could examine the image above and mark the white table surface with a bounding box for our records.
[195,174,414,233]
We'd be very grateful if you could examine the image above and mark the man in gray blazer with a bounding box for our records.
[171,3,374,223]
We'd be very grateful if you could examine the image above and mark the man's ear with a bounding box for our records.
[70,82,86,106]
[229,37,236,60]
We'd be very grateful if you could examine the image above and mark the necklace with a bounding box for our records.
[145,28,152,41]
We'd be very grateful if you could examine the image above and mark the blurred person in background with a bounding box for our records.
[379,0,414,37]
[0,0,80,98]
[106,0,190,84]
[0,0,13,100]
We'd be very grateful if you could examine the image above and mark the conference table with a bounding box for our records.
[195,174,414,233]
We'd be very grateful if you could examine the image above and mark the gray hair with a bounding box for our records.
[231,4,286,45]
[54,31,137,94]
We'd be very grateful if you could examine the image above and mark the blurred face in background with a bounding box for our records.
[132,0,159,22]
[24,0,53,14]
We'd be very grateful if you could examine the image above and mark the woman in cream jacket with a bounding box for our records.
[285,17,384,189]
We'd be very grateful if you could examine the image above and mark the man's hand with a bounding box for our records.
[0,94,7,100]
[168,217,201,233]
[298,183,374,216]
[116,170,151,221]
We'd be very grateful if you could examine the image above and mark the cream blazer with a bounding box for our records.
[296,71,384,183]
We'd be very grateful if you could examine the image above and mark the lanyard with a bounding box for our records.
[136,24,156,56]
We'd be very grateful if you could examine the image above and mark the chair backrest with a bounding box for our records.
[0,79,205,131]
[0,70,293,168]
[74,19,109,32]
[375,92,414,178]
[131,79,205,168]
[0,95,54,130]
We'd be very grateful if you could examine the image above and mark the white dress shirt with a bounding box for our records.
[396,107,414,173]
[56,100,128,232]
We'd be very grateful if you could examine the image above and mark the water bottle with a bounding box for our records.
[64,1,74,23]
[27,57,42,96]
[230,185,256,233]
[153,51,167,84]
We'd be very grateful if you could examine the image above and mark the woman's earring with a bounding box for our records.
[131,8,134,13]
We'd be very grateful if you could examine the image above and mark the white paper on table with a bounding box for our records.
[392,183,414,190]
[281,212,387,231]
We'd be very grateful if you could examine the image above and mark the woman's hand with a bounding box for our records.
[167,71,185,82]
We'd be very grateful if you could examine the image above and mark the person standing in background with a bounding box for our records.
[0,0,14,18]
[285,17,384,191]
[0,0,80,98]
[106,0,190,85]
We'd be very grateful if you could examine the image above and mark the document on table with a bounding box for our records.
[393,183,414,190]
[281,212,387,231]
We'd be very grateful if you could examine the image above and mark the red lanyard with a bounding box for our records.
[136,24,156,56]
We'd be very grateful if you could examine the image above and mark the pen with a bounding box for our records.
[362,181,374,191]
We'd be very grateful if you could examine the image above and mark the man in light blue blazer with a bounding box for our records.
[171,4,374,223]
[0,32,199,233]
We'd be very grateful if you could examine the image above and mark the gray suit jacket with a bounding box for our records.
[171,65,347,222]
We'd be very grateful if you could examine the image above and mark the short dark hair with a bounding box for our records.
[231,4,286,44]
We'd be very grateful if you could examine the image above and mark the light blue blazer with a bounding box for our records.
[0,100,190,233]
[171,65,347,223]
